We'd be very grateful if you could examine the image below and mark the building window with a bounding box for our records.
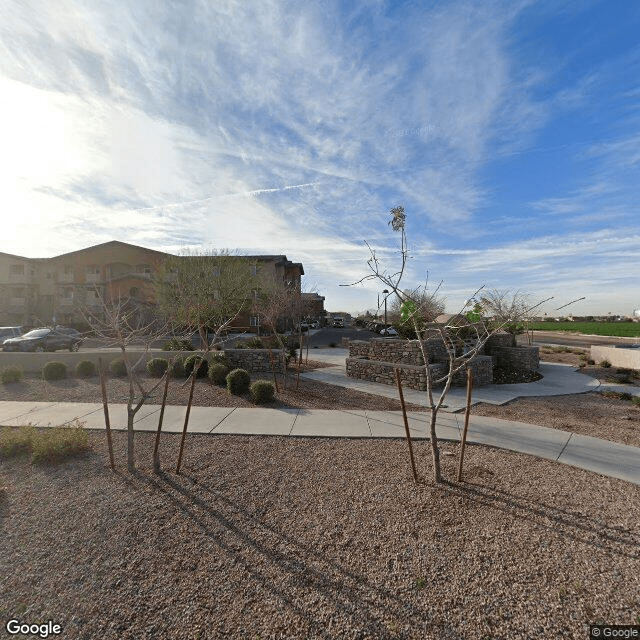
[250,316,260,327]
[250,265,257,276]
[211,266,220,277]
[9,264,24,275]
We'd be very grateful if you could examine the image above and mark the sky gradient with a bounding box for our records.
[2,0,639,316]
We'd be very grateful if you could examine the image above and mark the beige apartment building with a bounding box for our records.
[0,241,305,331]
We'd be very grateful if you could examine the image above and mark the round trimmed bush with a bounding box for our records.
[184,354,208,378]
[226,368,251,395]
[1,366,23,384]
[43,361,67,381]
[109,357,128,377]
[146,357,169,378]
[250,380,275,404]
[208,363,230,386]
[75,360,96,378]
[168,357,186,379]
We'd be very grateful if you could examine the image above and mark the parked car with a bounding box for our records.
[380,326,399,337]
[2,327,83,352]
[0,327,23,349]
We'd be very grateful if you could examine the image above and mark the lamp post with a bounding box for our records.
[382,289,389,325]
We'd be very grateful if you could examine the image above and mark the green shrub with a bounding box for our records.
[587,359,595,365]
[246,337,265,349]
[600,360,612,368]
[620,392,633,401]
[162,338,194,351]
[250,380,275,404]
[184,354,208,378]
[168,357,186,379]
[210,352,230,368]
[208,363,230,386]
[146,357,169,378]
[0,425,36,458]
[0,423,90,464]
[75,360,96,378]
[1,366,23,384]
[632,396,640,407]
[234,341,249,349]
[109,358,128,377]
[42,361,67,381]
[30,423,90,465]
[226,368,251,395]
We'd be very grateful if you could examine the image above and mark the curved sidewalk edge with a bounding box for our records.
[300,360,605,411]
[0,401,638,486]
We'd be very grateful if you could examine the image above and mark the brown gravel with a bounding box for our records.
[1,431,638,639]
[0,361,426,413]
[472,348,640,447]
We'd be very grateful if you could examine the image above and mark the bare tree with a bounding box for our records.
[345,206,548,483]
[83,291,170,471]
[155,250,261,351]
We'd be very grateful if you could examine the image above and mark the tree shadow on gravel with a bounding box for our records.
[441,478,640,560]
[118,467,461,640]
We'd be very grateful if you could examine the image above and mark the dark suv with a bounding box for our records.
[2,327,83,352]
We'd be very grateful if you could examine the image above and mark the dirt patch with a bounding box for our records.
[0,431,638,639]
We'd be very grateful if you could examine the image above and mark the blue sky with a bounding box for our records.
[2,0,639,316]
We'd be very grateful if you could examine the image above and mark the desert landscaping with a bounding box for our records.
[1,343,639,639]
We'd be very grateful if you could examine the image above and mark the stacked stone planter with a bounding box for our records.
[224,349,284,373]
[346,338,494,389]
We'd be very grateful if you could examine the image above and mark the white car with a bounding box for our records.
[380,327,398,336]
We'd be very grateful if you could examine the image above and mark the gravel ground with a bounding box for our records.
[472,349,640,447]
[0,361,426,413]
[1,431,639,639]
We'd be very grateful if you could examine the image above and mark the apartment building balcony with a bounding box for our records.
[59,274,74,283]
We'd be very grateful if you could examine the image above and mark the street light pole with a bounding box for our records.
[382,289,389,325]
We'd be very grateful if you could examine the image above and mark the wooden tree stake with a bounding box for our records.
[153,367,171,473]
[395,368,419,484]
[457,367,474,482]
[176,370,197,474]
[98,358,115,470]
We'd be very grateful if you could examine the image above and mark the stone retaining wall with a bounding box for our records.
[224,349,284,373]
[492,346,539,371]
[345,357,448,391]
[484,332,516,353]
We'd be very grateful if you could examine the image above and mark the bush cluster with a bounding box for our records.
[169,358,186,379]
[245,337,265,349]
[75,360,96,378]
[208,363,230,386]
[109,358,128,377]
[42,361,67,381]
[162,338,194,351]
[1,366,23,384]
[210,352,230,368]
[146,358,169,378]
[250,380,275,404]
[0,422,90,464]
[226,368,251,395]
[184,354,208,378]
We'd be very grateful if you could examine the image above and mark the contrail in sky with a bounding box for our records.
[131,182,317,212]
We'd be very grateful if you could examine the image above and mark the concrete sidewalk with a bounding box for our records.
[301,348,607,411]
[1,400,638,486]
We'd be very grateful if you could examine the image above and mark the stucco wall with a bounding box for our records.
[591,345,640,371]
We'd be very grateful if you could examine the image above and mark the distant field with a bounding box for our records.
[529,322,640,337]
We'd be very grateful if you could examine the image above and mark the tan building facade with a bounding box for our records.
[0,241,304,331]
